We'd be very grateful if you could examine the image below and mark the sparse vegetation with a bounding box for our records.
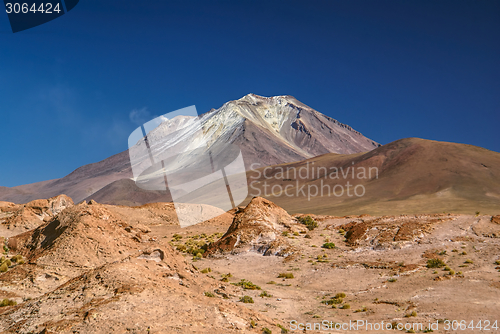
[262,327,272,334]
[321,242,335,249]
[427,258,446,268]
[240,295,254,303]
[297,216,318,231]
[232,279,261,290]
[340,304,350,309]
[324,293,346,305]
[0,299,16,307]
[204,291,215,297]
[277,324,288,333]
[464,259,474,264]
[277,273,294,279]
[354,306,368,313]
[316,254,328,262]
[201,267,212,274]
[0,262,8,273]
[405,310,417,317]
[321,299,335,305]
[387,277,397,282]
[266,280,276,284]
[10,255,23,263]
[259,291,272,298]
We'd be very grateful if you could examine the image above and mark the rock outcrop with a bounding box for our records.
[206,197,307,256]
[0,194,73,234]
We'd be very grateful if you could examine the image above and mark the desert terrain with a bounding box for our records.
[1,196,499,333]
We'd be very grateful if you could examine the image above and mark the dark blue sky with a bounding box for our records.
[1,1,499,187]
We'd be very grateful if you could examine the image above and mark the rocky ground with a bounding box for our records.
[0,196,499,333]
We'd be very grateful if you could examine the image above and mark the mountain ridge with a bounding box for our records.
[0,94,378,203]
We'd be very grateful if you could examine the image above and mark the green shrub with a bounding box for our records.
[464,259,474,264]
[262,327,272,334]
[322,243,335,249]
[297,216,318,231]
[340,304,350,309]
[495,260,500,265]
[388,278,397,282]
[277,273,294,279]
[240,295,254,303]
[444,266,451,271]
[10,255,22,263]
[0,299,16,307]
[329,296,343,304]
[354,306,368,313]
[232,279,261,290]
[335,292,346,299]
[266,281,276,285]
[427,258,446,268]
[405,310,417,317]
[204,291,215,297]
[259,291,272,298]
[282,231,289,237]
[201,268,212,274]
[277,323,288,333]
[176,244,187,252]
[449,269,455,275]
[457,271,462,275]
[0,262,8,273]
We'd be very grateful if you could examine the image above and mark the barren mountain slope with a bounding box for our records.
[245,137,500,216]
[0,201,279,333]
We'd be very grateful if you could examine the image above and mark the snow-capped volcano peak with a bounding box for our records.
[140,94,379,172]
